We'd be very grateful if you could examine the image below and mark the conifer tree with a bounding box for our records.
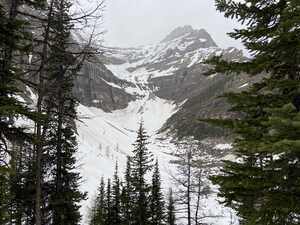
[150,160,165,225]
[96,177,106,225]
[121,156,134,225]
[45,0,86,224]
[112,163,122,225]
[89,177,106,225]
[0,1,43,223]
[105,178,112,225]
[131,121,153,225]
[207,1,300,224]
[166,188,175,225]
[89,199,98,225]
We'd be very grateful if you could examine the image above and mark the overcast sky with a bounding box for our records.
[101,0,245,50]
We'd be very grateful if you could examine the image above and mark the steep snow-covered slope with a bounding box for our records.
[76,94,237,225]
[76,94,178,222]
[75,25,242,224]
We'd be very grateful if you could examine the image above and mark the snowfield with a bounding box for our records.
[76,94,237,225]
[68,23,240,224]
[76,94,179,223]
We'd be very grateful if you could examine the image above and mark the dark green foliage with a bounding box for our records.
[90,124,170,225]
[112,163,122,225]
[45,0,86,222]
[105,179,112,225]
[89,177,106,225]
[0,1,40,223]
[121,157,134,225]
[131,121,153,225]
[208,1,300,225]
[0,167,9,224]
[150,160,165,225]
[166,189,175,225]
[0,0,95,223]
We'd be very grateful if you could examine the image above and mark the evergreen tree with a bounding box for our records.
[89,177,106,225]
[89,199,98,225]
[131,121,153,225]
[0,0,102,223]
[112,163,122,225]
[150,160,165,225]
[206,1,300,224]
[166,188,175,225]
[121,156,134,225]
[0,1,43,223]
[45,0,86,224]
[105,178,112,225]
[96,177,106,225]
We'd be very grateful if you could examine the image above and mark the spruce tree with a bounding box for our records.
[131,121,153,225]
[112,163,122,225]
[0,1,43,223]
[166,188,175,225]
[105,178,112,225]
[90,177,106,225]
[45,0,86,224]
[150,160,165,225]
[207,1,300,224]
[96,177,106,225]
[121,156,134,225]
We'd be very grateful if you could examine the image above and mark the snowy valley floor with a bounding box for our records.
[76,94,237,225]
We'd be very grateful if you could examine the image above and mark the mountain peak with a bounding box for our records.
[161,25,217,47]
[161,25,194,43]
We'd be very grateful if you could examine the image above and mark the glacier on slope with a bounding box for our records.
[75,25,241,225]
[76,94,238,225]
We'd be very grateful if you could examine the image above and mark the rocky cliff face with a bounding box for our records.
[74,25,251,138]
[73,26,247,224]
[73,58,136,112]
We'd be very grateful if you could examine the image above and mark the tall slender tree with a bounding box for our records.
[171,144,192,225]
[89,177,106,225]
[105,178,112,225]
[121,156,134,225]
[166,188,176,225]
[131,121,153,225]
[112,163,122,225]
[44,0,86,224]
[0,0,44,223]
[96,177,106,225]
[150,160,165,225]
[207,0,300,224]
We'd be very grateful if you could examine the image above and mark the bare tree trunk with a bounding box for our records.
[195,174,202,225]
[34,96,42,225]
[187,149,191,225]
[34,1,55,224]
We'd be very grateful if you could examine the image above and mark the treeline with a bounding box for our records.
[0,0,102,224]
[88,123,176,225]
[88,125,221,225]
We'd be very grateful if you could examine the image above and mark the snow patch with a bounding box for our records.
[239,83,249,88]
[215,143,233,150]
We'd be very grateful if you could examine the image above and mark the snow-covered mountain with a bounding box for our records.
[74,25,250,224]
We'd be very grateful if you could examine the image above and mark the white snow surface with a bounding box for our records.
[215,143,233,150]
[77,94,180,223]
[75,31,241,224]
[77,94,237,225]
[103,33,239,85]
[239,82,249,88]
